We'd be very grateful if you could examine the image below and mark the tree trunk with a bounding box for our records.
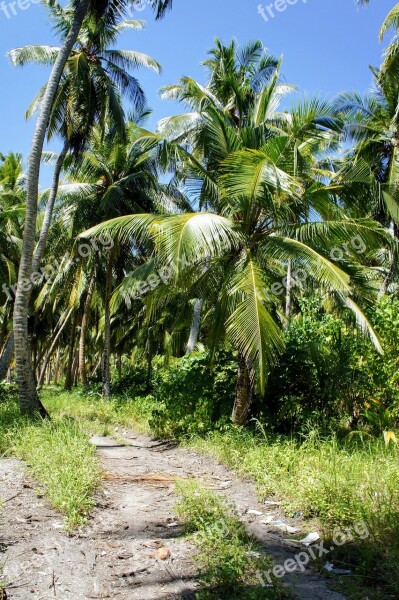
[53,347,61,385]
[379,224,398,297]
[13,0,90,415]
[64,311,78,391]
[0,333,14,381]
[91,355,102,378]
[232,353,253,426]
[37,307,73,389]
[4,143,69,391]
[79,269,96,389]
[102,252,113,398]
[117,354,122,381]
[73,351,79,387]
[186,298,203,354]
[32,141,69,274]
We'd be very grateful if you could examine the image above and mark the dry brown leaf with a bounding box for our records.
[156,547,171,560]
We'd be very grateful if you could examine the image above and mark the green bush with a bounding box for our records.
[111,364,151,396]
[264,297,399,433]
[148,351,237,438]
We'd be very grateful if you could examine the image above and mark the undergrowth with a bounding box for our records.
[188,428,399,599]
[40,386,156,436]
[175,480,288,599]
[2,384,399,597]
[0,386,100,528]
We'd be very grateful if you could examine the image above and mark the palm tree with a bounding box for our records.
[105,39,384,424]
[156,39,294,350]
[334,64,399,292]
[84,145,385,424]
[0,153,25,380]
[11,0,174,413]
[63,119,187,395]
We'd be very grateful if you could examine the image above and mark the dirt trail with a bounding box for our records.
[0,429,346,600]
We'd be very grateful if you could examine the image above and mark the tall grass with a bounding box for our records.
[41,386,156,435]
[0,387,100,528]
[175,480,286,599]
[189,428,399,598]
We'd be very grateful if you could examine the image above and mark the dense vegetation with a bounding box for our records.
[1,1,399,599]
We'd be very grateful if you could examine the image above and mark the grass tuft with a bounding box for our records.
[12,419,100,528]
[175,480,288,599]
[0,386,100,528]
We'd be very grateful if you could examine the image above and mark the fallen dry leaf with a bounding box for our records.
[155,546,170,560]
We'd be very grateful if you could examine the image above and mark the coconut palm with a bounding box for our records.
[58,119,189,395]
[154,40,295,349]
[9,12,160,266]
[333,61,399,293]
[0,153,25,380]
[11,0,174,413]
[83,128,386,423]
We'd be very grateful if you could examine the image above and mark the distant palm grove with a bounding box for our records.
[2,0,399,436]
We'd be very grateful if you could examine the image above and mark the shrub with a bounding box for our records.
[148,351,237,438]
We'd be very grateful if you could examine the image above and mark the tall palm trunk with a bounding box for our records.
[64,311,78,391]
[32,141,69,273]
[53,347,61,385]
[379,223,399,297]
[79,269,96,389]
[37,307,74,389]
[232,353,253,426]
[102,252,113,398]
[13,0,90,414]
[285,259,292,322]
[186,298,203,354]
[186,260,209,354]
[4,144,69,387]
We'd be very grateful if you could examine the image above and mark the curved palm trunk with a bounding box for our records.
[32,141,69,273]
[4,144,69,386]
[79,269,96,389]
[186,298,203,354]
[102,252,113,398]
[232,353,253,426]
[37,307,74,389]
[0,333,14,382]
[53,347,61,385]
[13,0,90,415]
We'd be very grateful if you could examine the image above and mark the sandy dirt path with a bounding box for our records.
[0,428,346,600]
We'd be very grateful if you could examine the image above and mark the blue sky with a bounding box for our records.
[0,0,394,186]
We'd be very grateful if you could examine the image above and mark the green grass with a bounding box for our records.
[175,480,288,599]
[40,386,156,436]
[2,385,398,597]
[188,428,399,600]
[0,386,100,528]
[32,387,399,597]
